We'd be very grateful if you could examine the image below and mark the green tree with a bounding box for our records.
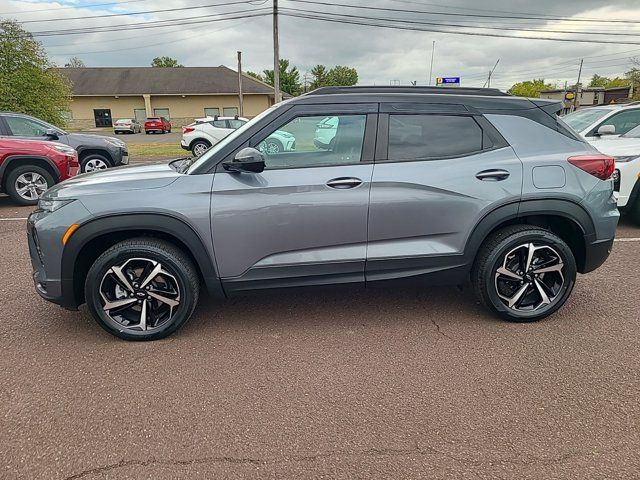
[0,20,71,126]
[246,71,264,82]
[606,76,630,88]
[507,78,556,98]
[64,56,85,68]
[588,74,609,88]
[151,56,183,67]
[626,67,640,100]
[263,59,302,96]
[326,65,358,86]
[309,64,328,89]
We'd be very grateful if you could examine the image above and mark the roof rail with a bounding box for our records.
[304,85,509,97]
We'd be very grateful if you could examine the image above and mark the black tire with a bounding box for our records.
[85,238,200,341]
[471,225,577,323]
[80,153,111,173]
[264,138,283,154]
[4,164,55,205]
[190,139,211,157]
[145,130,151,134]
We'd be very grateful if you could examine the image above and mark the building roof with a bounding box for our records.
[56,66,275,96]
[541,85,631,94]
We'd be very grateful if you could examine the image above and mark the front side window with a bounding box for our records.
[597,109,640,136]
[388,114,483,160]
[5,116,49,137]
[562,108,610,133]
[256,114,366,169]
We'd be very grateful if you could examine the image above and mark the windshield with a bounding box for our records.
[186,104,280,174]
[562,108,611,132]
[622,124,640,138]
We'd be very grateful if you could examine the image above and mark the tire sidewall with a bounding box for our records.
[81,154,111,173]
[5,165,55,205]
[483,230,577,322]
[85,245,197,340]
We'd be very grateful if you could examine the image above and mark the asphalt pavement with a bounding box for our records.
[1,193,639,479]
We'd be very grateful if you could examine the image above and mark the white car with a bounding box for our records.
[562,103,640,138]
[585,124,640,224]
[181,116,248,157]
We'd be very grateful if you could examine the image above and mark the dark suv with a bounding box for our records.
[27,86,618,340]
[0,112,129,173]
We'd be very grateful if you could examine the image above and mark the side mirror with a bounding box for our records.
[596,124,616,136]
[223,147,265,173]
[45,128,59,140]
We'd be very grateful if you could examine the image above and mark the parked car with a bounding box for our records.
[313,116,338,149]
[28,86,617,341]
[0,137,79,205]
[586,123,640,224]
[0,112,129,173]
[562,103,640,138]
[145,117,171,134]
[181,116,296,157]
[114,118,141,134]
[181,116,249,156]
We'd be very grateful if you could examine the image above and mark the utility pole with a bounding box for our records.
[573,58,583,111]
[485,58,500,88]
[272,0,281,103]
[428,41,435,86]
[237,51,244,117]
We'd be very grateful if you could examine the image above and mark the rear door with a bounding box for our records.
[366,103,522,282]
[211,103,377,293]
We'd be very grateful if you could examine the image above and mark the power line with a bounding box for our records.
[281,6,640,38]
[279,10,640,46]
[17,0,267,23]
[285,0,640,25]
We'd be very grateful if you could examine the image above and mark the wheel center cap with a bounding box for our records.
[135,291,146,298]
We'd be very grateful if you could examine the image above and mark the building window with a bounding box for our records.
[223,107,238,117]
[134,109,146,122]
[204,107,220,117]
[154,108,170,119]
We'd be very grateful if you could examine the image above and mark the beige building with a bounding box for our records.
[56,66,277,129]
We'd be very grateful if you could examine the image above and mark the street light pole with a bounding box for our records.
[272,0,281,103]
[428,40,435,86]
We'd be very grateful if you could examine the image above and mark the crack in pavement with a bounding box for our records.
[64,443,622,479]
[430,318,453,340]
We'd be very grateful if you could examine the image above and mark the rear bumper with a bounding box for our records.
[582,236,615,274]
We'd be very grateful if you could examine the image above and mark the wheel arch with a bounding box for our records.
[77,148,114,165]
[188,137,212,150]
[61,213,224,308]
[0,155,60,189]
[465,199,595,274]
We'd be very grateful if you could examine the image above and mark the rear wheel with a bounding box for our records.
[5,165,55,205]
[472,225,576,322]
[85,238,200,341]
[191,139,211,157]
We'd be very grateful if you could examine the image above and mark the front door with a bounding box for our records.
[366,105,523,282]
[93,109,112,127]
[211,104,378,293]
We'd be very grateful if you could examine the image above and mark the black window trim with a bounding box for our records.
[375,111,508,164]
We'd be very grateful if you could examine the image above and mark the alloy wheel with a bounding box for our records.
[14,172,48,200]
[84,158,109,172]
[193,143,209,156]
[494,243,565,312]
[99,257,181,331]
[266,141,281,154]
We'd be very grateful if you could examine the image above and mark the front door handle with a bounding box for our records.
[476,169,510,181]
[326,177,363,189]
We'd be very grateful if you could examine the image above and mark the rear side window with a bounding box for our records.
[388,115,484,160]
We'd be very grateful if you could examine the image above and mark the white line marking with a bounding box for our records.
[615,237,640,242]
[0,217,28,221]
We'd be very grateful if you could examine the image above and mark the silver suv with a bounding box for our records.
[27,86,619,340]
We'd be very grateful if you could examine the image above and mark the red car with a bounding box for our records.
[144,117,171,134]
[0,137,79,205]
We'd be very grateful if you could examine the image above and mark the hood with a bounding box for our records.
[67,132,125,147]
[588,137,640,157]
[45,162,181,199]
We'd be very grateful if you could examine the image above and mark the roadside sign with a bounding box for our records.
[565,91,575,101]
[436,77,460,87]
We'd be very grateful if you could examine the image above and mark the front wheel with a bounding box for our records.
[81,154,111,173]
[85,238,200,341]
[472,225,576,322]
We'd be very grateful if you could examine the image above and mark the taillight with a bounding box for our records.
[567,154,615,180]
[183,127,195,134]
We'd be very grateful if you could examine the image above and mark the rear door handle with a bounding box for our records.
[326,177,363,189]
[476,169,510,181]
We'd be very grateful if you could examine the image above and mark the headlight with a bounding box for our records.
[105,137,126,148]
[614,155,640,163]
[51,144,76,156]
[37,198,75,213]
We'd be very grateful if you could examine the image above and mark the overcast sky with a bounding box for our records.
[2,0,640,90]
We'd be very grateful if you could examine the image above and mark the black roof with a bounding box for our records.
[306,86,509,97]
